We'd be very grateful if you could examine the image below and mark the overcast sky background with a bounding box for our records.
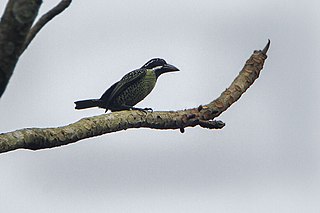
[0,0,319,212]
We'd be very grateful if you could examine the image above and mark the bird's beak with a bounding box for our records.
[163,64,180,72]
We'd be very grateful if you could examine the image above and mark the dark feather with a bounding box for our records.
[106,69,146,104]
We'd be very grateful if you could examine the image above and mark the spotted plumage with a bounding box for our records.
[75,58,179,112]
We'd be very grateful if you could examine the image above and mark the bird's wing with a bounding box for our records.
[99,81,119,101]
[106,69,146,103]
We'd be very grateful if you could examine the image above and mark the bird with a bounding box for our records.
[74,58,179,112]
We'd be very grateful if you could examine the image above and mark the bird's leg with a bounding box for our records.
[126,105,153,113]
[110,105,132,111]
[143,107,153,112]
[110,105,152,112]
[131,107,153,112]
[115,105,153,113]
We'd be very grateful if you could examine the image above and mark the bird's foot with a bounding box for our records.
[130,107,153,113]
[143,107,153,112]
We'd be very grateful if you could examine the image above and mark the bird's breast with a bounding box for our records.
[114,71,157,106]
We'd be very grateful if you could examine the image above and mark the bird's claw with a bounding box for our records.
[143,107,153,112]
[137,108,153,114]
[129,107,153,113]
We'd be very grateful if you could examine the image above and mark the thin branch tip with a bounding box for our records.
[262,39,271,54]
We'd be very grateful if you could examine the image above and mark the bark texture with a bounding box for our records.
[0,0,42,97]
[0,0,71,98]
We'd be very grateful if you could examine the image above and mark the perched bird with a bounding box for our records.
[74,58,179,112]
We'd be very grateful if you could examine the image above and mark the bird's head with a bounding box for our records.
[142,58,179,78]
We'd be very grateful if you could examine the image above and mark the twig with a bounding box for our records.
[21,0,72,53]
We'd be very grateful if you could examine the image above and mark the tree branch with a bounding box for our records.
[0,40,270,154]
[0,0,72,98]
[0,0,42,98]
[21,0,72,53]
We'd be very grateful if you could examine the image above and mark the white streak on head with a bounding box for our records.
[152,65,163,71]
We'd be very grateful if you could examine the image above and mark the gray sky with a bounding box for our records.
[0,0,319,212]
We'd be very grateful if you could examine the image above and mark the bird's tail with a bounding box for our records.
[74,99,104,110]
